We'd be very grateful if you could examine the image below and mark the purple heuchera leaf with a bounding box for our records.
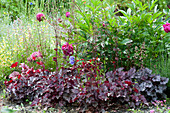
[145,81,153,88]
[152,75,161,82]
[145,68,152,74]
[139,82,146,91]
[160,77,169,85]
[30,98,40,107]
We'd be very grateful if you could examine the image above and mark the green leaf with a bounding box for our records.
[121,38,133,45]
[1,108,17,113]
[127,8,132,16]
[118,10,130,20]
[150,0,158,11]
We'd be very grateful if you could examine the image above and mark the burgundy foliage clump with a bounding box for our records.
[132,68,169,102]
[105,68,148,108]
[5,59,169,112]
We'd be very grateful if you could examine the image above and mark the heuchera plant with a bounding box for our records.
[132,68,169,102]
[5,58,169,112]
[30,67,80,108]
[105,68,148,108]
[5,62,48,104]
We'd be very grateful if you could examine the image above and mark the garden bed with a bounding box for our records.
[0,0,170,113]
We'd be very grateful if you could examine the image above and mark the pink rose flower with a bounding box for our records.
[103,23,105,27]
[62,42,73,56]
[66,12,70,18]
[163,22,170,33]
[36,13,45,22]
[28,51,43,61]
[31,51,43,60]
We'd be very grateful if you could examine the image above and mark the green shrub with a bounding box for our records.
[63,0,169,72]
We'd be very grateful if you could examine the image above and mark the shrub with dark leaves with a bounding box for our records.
[75,60,110,112]
[132,68,169,102]
[5,63,49,104]
[105,68,148,108]
[31,67,80,108]
[5,59,169,112]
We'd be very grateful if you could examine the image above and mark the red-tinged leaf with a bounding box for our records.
[125,80,132,86]
[80,87,83,91]
[14,83,17,86]
[32,56,36,61]
[30,99,39,107]
[96,57,98,60]
[87,74,91,77]
[42,76,47,79]
[86,82,91,86]
[76,76,80,79]
[10,62,18,68]
[104,81,109,84]
[18,74,21,79]
[76,60,79,62]
[82,62,85,66]
[91,78,95,81]
[9,80,13,83]
[35,69,41,73]
[104,81,110,87]
[134,88,139,93]
[36,61,43,65]
[73,97,78,102]
[4,81,8,85]
[53,57,57,62]
[9,71,20,80]
[54,48,57,51]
